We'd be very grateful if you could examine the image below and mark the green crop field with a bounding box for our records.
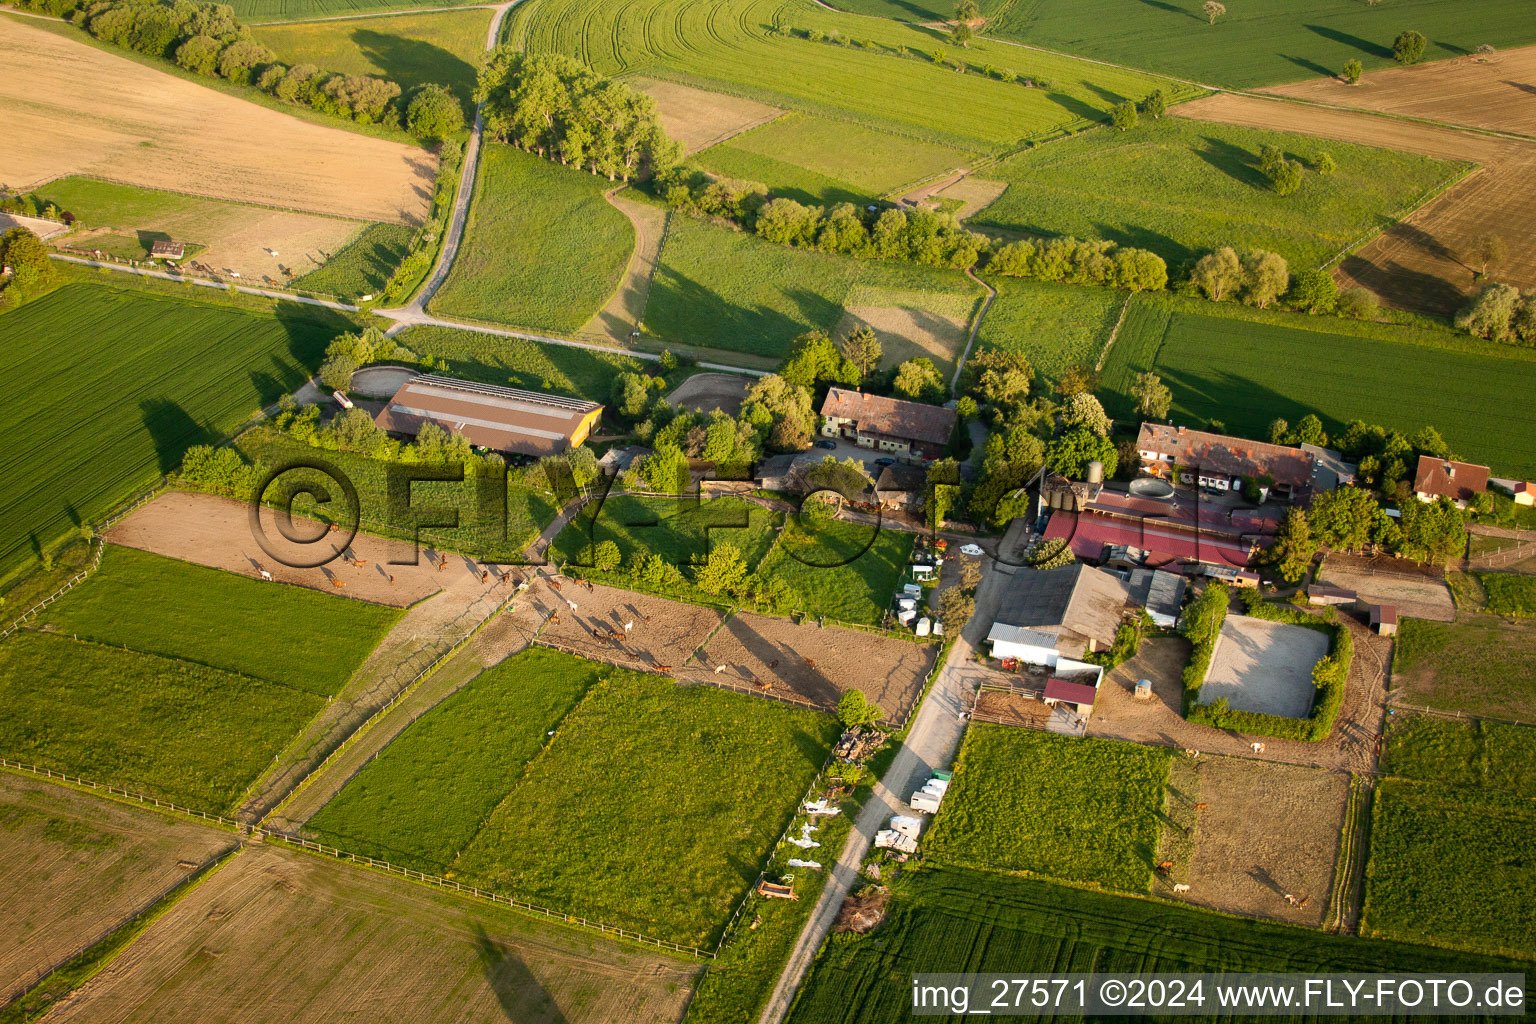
[233,0,477,23]
[292,223,415,301]
[40,545,401,696]
[1391,615,1536,722]
[0,283,346,583]
[551,494,783,602]
[236,431,559,562]
[306,647,603,872]
[0,632,323,813]
[819,0,1008,23]
[645,216,978,358]
[1382,713,1536,798]
[398,325,649,403]
[789,866,1530,1022]
[973,278,1124,383]
[1363,778,1536,958]
[451,668,837,947]
[254,8,492,111]
[755,518,914,626]
[430,146,635,332]
[507,0,1195,152]
[1098,296,1536,477]
[696,113,975,201]
[973,118,1458,273]
[926,727,1170,891]
[988,0,1536,90]
[1478,572,1536,619]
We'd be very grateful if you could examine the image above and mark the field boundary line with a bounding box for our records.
[950,268,996,395]
[50,254,361,312]
[1233,89,1536,145]
[1319,162,1481,272]
[1093,291,1134,372]
[1384,699,1531,729]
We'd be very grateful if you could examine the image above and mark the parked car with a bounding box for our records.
[873,457,895,467]
[816,439,837,450]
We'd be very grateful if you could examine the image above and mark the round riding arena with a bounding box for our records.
[664,372,754,416]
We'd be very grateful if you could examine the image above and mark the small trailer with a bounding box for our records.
[756,878,798,900]
[910,790,942,814]
[889,815,923,840]
[332,390,354,410]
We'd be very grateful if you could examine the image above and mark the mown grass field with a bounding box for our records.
[232,0,477,21]
[0,632,323,813]
[305,648,603,872]
[451,668,838,947]
[696,113,975,201]
[1098,295,1536,477]
[1391,614,1536,721]
[0,283,345,583]
[926,727,1170,891]
[973,117,1457,273]
[788,866,1531,1022]
[291,222,414,300]
[645,216,979,357]
[755,518,914,625]
[990,0,1536,89]
[973,278,1124,383]
[1363,778,1536,958]
[507,0,1195,152]
[398,324,650,403]
[551,494,783,601]
[1477,572,1536,619]
[254,8,491,112]
[236,430,559,562]
[39,545,401,696]
[430,146,635,332]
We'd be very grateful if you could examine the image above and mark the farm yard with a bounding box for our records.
[787,867,1527,1024]
[0,283,345,583]
[1098,295,1536,477]
[450,668,839,948]
[430,147,636,332]
[0,19,435,224]
[989,0,1536,89]
[925,727,1171,892]
[972,116,1459,274]
[38,844,699,1023]
[1200,615,1330,719]
[0,773,238,999]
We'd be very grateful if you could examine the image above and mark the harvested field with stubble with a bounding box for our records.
[687,611,937,722]
[0,19,433,225]
[1174,93,1536,314]
[833,304,970,377]
[1156,756,1349,928]
[40,844,699,1024]
[631,77,783,155]
[533,579,724,675]
[0,773,236,999]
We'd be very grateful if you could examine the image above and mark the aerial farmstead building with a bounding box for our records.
[1413,455,1489,504]
[819,388,957,462]
[374,374,603,458]
[1136,423,1316,502]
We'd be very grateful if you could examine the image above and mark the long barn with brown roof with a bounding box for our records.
[373,374,603,458]
[819,387,956,462]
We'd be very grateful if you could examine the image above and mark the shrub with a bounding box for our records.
[405,83,464,141]
[1177,583,1228,711]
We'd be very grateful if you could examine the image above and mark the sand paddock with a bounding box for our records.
[1202,615,1329,719]
[665,372,754,416]
[533,579,724,674]
[0,19,433,225]
[1316,565,1455,623]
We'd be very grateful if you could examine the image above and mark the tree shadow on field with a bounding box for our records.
[1303,24,1392,60]
[1092,220,1192,268]
[135,228,172,252]
[1045,90,1108,125]
[1281,54,1335,78]
[1083,81,1130,106]
[1135,0,1201,21]
[352,29,479,115]
[645,266,811,360]
[473,925,570,1023]
[1192,136,1270,189]
[140,398,218,474]
[273,301,356,377]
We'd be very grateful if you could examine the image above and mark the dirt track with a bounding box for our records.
[0,18,433,225]
[1174,92,1536,313]
[578,190,666,344]
[39,844,697,1023]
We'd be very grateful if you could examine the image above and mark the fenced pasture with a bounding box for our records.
[925,726,1171,891]
[399,324,651,403]
[0,283,345,584]
[1391,615,1536,721]
[1362,778,1536,959]
[0,19,434,223]
[1098,296,1536,477]
[989,0,1536,90]
[38,844,700,1024]
[833,291,979,379]
[38,545,402,696]
[0,772,237,1002]
[505,0,1189,152]
[1382,713,1536,797]
[450,669,838,948]
[0,633,325,814]
[304,648,605,873]
[754,518,915,626]
[787,866,1529,1023]
[431,146,636,332]
[972,277,1123,383]
[532,579,726,674]
[972,117,1457,274]
[254,8,493,112]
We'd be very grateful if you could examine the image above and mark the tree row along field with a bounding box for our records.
[307,647,838,949]
[0,546,400,813]
[987,0,1536,90]
[0,282,349,583]
[504,0,1195,152]
[1098,293,1536,477]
